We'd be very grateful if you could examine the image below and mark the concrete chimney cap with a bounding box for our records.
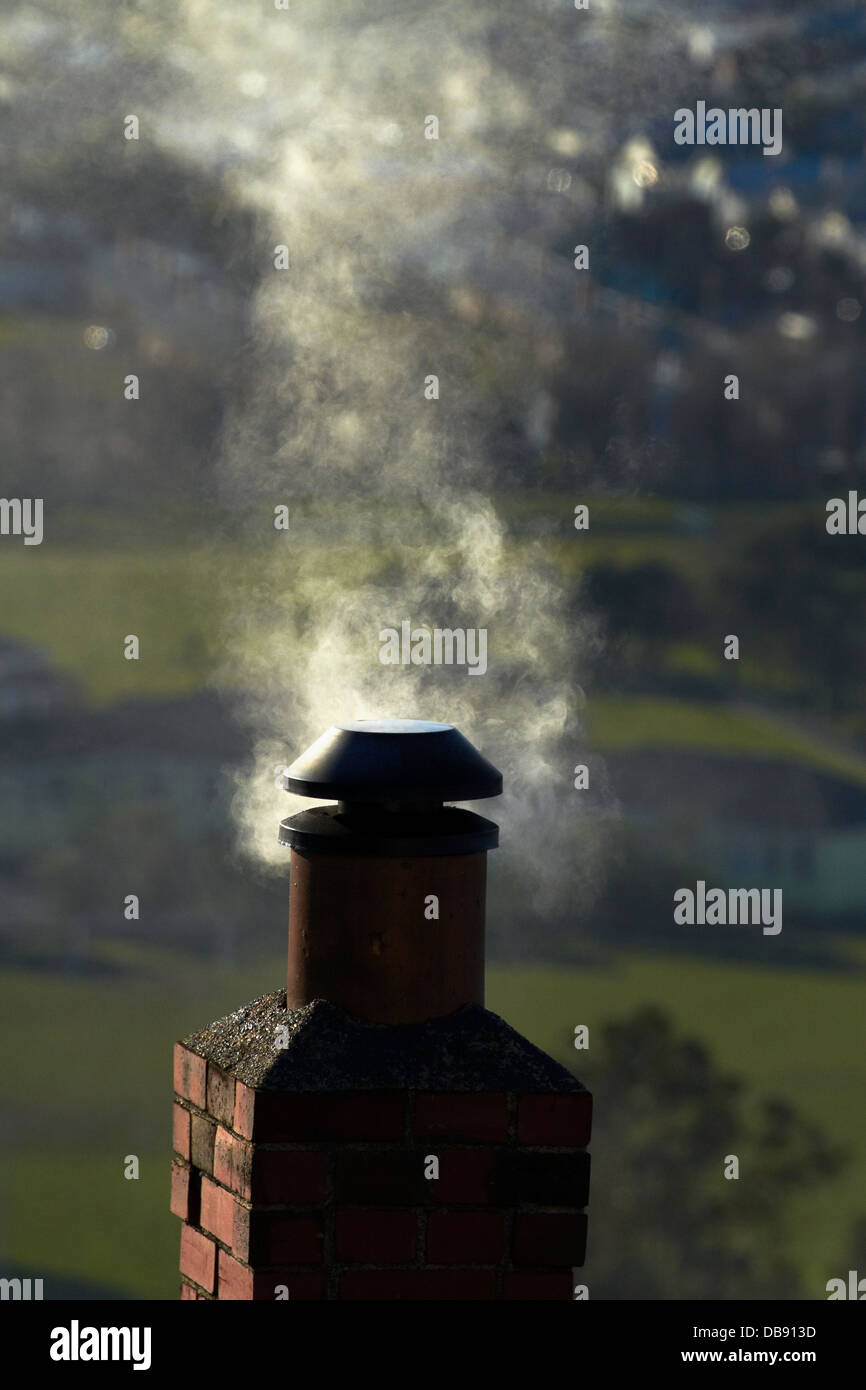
[282,718,503,804]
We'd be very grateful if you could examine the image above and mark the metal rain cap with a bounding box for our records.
[282,719,503,804]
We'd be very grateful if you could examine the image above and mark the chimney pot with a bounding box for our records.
[280,719,502,1024]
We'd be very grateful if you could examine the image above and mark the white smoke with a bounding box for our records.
[24,0,663,932]
[157,0,626,931]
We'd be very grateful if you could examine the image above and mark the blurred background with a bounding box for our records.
[1,0,866,1298]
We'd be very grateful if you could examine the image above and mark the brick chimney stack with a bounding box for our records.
[171,719,591,1300]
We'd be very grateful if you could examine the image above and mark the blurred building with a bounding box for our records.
[0,675,245,855]
[608,748,866,916]
[0,637,80,721]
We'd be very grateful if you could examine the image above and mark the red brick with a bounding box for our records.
[251,1148,328,1205]
[336,1209,417,1264]
[512,1212,587,1267]
[216,1250,254,1301]
[426,1210,505,1264]
[517,1093,592,1148]
[335,1150,422,1205]
[261,1274,326,1301]
[200,1176,246,1250]
[206,1065,235,1128]
[339,1270,495,1300]
[494,1149,590,1207]
[433,1149,496,1205]
[218,1250,325,1301]
[414,1093,508,1143]
[234,1089,407,1143]
[190,1112,217,1176]
[179,1226,216,1294]
[170,1160,192,1221]
[172,1103,191,1160]
[503,1272,574,1300]
[216,1128,328,1205]
[234,1081,256,1140]
[247,1212,323,1266]
[204,1182,324,1266]
[213,1127,252,1197]
[174,1043,206,1109]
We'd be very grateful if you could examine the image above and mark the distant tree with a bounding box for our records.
[574,1007,847,1299]
[837,1214,866,1290]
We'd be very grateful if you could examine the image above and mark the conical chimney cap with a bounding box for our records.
[282,718,503,804]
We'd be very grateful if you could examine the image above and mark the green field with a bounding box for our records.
[0,534,390,702]
[587,695,866,785]
[3,944,862,1298]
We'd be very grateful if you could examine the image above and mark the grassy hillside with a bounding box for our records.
[586,695,866,786]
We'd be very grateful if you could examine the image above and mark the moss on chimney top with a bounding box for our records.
[182,990,585,1095]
